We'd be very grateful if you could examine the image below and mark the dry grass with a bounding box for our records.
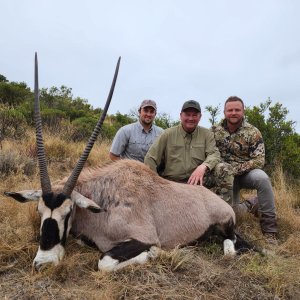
[1,136,300,299]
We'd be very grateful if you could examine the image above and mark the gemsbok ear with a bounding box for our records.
[71,191,104,213]
[4,190,42,203]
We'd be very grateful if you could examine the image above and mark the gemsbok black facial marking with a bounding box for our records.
[40,218,60,250]
[42,192,68,210]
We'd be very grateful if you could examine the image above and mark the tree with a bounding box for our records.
[155,112,179,129]
[40,86,73,110]
[70,116,98,141]
[282,133,300,178]
[205,104,221,126]
[112,112,136,129]
[41,108,68,132]
[245,99,298,177]
[0,104,27,147]
[0,74,8,82]
[0,81,32,106]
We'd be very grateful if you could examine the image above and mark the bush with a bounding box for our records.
[100,123,118,140]
[41,108,68,132]
[70,116,98,141]
[44,137,73,163]
[0,81,32,106]
[0,104,27,144]
[0,150,36,177]
[155,112,179,129]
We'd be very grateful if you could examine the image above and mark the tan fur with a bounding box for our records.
[61,160,236,252]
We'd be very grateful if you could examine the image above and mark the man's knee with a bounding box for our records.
[248,169,269,182]
[208,163,234,204]
[213,163,234,186]
[214,162,234,177]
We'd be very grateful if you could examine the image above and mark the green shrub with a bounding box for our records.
[41,108,68,132]
[100,123,118,140]
[0,104,27,143]
[70,116,98,141]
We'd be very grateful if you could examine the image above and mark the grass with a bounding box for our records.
[1,134,300,299]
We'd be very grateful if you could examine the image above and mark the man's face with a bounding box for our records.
[224,101,244,126]
[180,108,201,133]
[139,106,156,125]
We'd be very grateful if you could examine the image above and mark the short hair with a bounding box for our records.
[224,96,244,109]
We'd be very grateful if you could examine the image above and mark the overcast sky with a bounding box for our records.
[2,0,300,132]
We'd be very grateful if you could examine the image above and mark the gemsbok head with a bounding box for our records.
[5,53,120,269]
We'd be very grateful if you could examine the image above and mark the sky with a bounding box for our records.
[2,0,300,132]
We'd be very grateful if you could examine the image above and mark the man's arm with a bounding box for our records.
[144,131,167,173]
[233,129,265,175]
[109,127,128,161]
[188,130,220,185]
[203,131,221,170]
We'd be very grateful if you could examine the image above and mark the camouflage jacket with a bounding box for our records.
[211,119,265,176]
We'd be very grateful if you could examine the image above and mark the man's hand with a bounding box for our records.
[187,164,208,185]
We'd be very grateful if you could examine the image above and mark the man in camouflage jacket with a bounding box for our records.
[211,96,277,240]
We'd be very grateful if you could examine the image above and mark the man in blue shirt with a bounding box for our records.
[109,100,164,162]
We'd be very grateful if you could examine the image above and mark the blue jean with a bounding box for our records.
[233,169,276,219]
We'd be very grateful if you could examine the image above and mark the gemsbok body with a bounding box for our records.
[4,54,251,272]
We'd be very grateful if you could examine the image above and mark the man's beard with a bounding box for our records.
[141,118,153,125]
[227,117,242,126]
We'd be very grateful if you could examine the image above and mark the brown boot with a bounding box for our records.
[259,214,277,236]
[263,232,278,246]
[244,196,259,217]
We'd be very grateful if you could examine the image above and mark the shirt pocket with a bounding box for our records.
[128,140,144,158]
[169,144,185,162]
[190,144,206,165]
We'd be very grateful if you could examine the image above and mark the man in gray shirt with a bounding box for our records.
[109,99,164,162]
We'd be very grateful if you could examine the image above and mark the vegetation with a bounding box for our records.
[1,72,300,178]
[0,76,137,143]
[0,104,28,147]
[245,99,300,179]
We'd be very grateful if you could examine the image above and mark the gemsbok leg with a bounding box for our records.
[98,239,159,271]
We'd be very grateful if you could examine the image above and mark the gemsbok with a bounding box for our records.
[4,54,254,272]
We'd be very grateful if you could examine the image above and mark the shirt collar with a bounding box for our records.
[179,124,197,138]
[138,121,153,133]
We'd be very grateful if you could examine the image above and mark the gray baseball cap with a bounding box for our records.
[140,99,157,110]
[181,100,201,112]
